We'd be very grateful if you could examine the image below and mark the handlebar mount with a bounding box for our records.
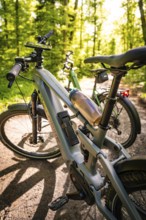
[25,30,54,50]
[25,42,52,50]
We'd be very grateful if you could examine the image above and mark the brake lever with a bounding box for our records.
[8,81,14,89]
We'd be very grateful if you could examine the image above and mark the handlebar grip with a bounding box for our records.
[66,51,73,56]
[6,63,22,82]
[39,30,54,44]
[44,30,54,39]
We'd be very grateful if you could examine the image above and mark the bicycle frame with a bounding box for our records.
[33,66,142,220]
[68,68,81,90]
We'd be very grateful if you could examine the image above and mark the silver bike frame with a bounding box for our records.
[33,67,142,220]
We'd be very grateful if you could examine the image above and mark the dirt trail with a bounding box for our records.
[0,78,146,220]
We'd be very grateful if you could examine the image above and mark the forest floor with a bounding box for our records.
[0,78,146,220]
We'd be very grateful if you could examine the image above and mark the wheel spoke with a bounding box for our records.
[0,110,60,159]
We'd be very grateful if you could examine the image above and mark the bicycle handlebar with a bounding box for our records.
[6,63,23,88]
[63,51,74,70]
[6,30,54,88]
[39,30,54,44]
[7,63,22,81]
[66,51,73,57]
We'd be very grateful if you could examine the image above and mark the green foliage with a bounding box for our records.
[0,0,146,112]
[0,73,34,112]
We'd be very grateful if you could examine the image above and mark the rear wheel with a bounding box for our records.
[106,170,146,219]
[0,108,61,159]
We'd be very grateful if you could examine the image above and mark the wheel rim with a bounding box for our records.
[1,112,60,158]
[99,99,133,147]
[113,190,146,220]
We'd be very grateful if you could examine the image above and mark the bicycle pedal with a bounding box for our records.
[66,191,85,200]
[48,195,69,211]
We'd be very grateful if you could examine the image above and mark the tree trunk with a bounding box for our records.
[15,0,19,55]
[93,0,97,56]
[138,0,146,45]
[62,0,69,48]
[80,0,83,49]
[69,0,78,42]
[2,0,8,48]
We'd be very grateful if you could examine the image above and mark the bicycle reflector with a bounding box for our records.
[120,90,129,97]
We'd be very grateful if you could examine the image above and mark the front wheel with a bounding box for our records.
[0,106,61,159]
[95,93,139,148]
[106,170,146,219]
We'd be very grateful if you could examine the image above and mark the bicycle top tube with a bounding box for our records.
[84,46,146,68]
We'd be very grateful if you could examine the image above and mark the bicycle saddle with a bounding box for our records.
[84,46,146,68]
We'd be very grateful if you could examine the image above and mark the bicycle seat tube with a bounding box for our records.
[99,70,125,130]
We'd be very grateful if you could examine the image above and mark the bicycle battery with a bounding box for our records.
[57,111,79,146]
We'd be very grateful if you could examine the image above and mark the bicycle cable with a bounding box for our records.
[15,79,28,106]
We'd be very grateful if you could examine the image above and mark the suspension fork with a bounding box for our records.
[31,90,38,144]
[37,96,42,132]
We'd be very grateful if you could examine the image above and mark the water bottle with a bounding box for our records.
[69,89,101,125]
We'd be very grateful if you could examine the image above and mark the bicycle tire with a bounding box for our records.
[95,93,138,148]
[106,169,146,219]
[0,107,61,159]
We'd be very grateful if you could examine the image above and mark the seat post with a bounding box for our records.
[99,71,125,129]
